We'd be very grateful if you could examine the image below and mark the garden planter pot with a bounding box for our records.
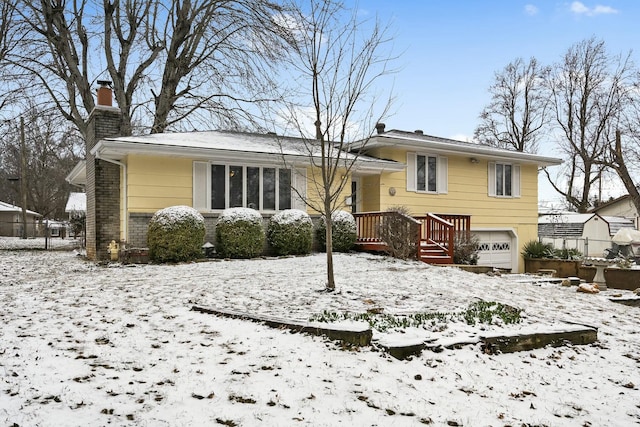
[603,268,640,291]
[577,266,640,291]
[524,258,581,277]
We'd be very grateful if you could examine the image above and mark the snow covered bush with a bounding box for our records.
[216,207,265,258]
[147,205,205,263]
[316,210,356,253]
[267,209,313,256]
[453,232,480,265]
[379,206,418,260]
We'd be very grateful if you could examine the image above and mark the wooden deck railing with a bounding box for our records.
[414,214,455,260]
[353,211,471,264]
[436,213,471,239]
[353,211,422,257]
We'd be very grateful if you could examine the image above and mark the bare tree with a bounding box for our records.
[0,0,21,113]
[601,72,640,216]
[474,57,550,153]
[279,0,395,291]
[0,105,84,219]
[0,0,16,63]
[543,38,634,213]
[603,130,640,214]
[2,0,293,137]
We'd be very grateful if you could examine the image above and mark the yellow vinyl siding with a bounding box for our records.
[126,155,193,212]
[304,166,353,215]
[361,175,380,212]
[363,147,539,272]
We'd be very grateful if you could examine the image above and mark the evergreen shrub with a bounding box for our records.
[267,209,313,256]
[216,207,265,259]
[316,210,356,252]
[147,205,205,263]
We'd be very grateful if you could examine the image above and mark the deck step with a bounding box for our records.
[420,258,452,264]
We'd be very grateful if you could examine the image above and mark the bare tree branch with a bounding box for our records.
[546,37,634,212]
[276,0,397,290]
[2,0,294,137]
[474,57,550,153]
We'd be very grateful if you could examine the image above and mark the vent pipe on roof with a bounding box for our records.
[375,123,385,134]
[97,80,113,107]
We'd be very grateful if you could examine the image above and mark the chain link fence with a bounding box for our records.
[539,236,623,258]
[0,220,85,250]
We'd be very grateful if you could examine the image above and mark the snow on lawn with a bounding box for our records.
[1,245,640,426]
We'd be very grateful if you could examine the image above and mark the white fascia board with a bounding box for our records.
[369,135,563,167]
[65,160,87,185]
[91,140,402,172]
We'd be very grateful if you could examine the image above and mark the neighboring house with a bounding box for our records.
[65,192,87,219]
[591,195,640,229]
[69,84,562,272]
[538,212,635,257]
[0,201,41,237]
[42,219,67,238]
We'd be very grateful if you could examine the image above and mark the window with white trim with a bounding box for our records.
[406,152,448,194]
[488,162,520,198]
[193,162,303,211]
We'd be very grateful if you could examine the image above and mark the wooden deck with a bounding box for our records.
[353,212,471,265]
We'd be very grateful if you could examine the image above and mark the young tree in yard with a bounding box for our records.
[474,57,550,153]
[280,0,395,291]
[1,0,293,137]
[543,38,634,213]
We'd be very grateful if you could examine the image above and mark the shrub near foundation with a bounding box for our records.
[216,207,265,259]
[267,209,313,256]
[147,205,205,263]
[316,210,356,252]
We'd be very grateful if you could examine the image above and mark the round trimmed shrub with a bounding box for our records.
[267,209,313,256]
[216,207,265,258]
[147,205,206,263]
[316,210,356,252]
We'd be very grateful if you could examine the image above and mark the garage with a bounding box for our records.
[474,230,516,271]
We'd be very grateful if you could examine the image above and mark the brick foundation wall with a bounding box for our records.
[127,212,323,255]
[85,106,122,261]
[128,213,244,249]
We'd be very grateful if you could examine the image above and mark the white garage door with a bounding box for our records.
[476,231,514,271]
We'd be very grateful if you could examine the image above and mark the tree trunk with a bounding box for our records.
[325,202,335,291]
[611,130,640,217]
[19,117,27,239]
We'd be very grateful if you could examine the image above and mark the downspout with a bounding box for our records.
[95,154,128,243]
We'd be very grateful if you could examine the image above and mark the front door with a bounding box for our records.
[350,178,361,213]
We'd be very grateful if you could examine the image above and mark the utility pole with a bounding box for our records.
[20,116,27,239]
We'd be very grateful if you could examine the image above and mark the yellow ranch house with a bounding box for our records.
[68,86,561,273]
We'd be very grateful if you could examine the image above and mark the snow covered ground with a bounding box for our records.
[1,237,639,426]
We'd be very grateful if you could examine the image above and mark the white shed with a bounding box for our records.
[538,212,634,257]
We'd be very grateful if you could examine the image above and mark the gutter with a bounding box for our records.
[365,134,563,167]
[94,154,128,244]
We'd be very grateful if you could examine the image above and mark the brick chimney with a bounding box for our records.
[96,80,113,106]
[85,80,122,261]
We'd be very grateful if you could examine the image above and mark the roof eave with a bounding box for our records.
[65,160,86,186]
[366,135,563,167]
[91,140,402,172]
